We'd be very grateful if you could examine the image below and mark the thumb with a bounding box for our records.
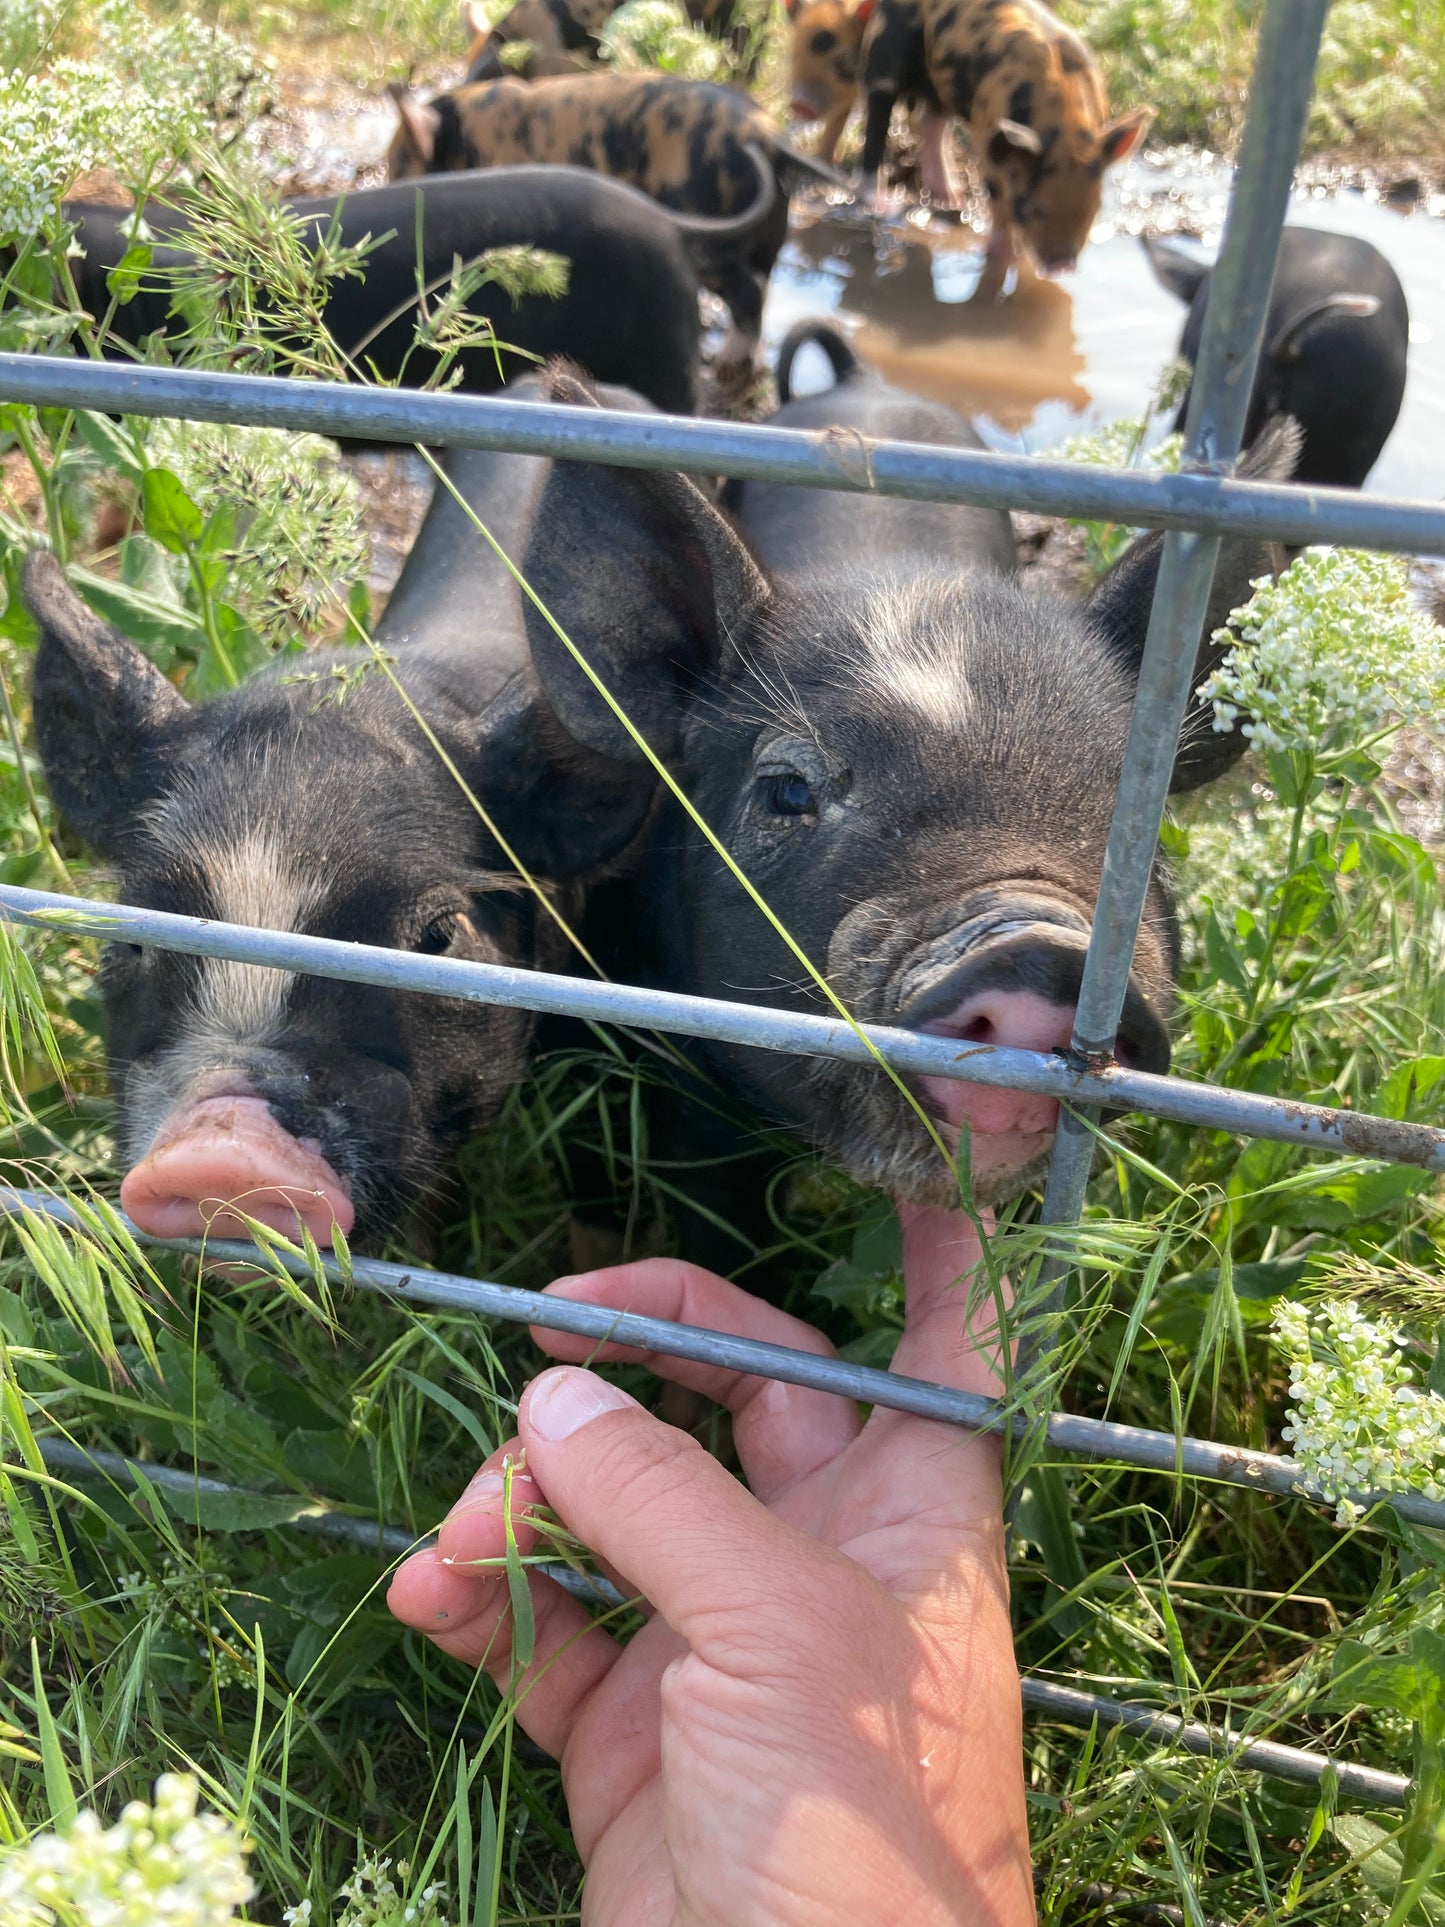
[518,1366,867,1663]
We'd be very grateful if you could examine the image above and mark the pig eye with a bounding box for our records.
[765,772,818,816]
[415,911,462,955]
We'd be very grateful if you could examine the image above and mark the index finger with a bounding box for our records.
[535,1259,862,1501]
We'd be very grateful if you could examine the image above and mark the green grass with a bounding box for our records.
[1059,0,1445,159]
[3,2,1445,1920]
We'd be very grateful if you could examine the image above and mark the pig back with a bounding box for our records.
[726,385,1016,579]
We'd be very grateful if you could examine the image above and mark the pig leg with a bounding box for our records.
[818,98,854,164]
[857,87,899,205]
[710,260,766,381]
[984,201,1018,269]
[917,107,959,207]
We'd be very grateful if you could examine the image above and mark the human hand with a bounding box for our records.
[388,1202,1034,1927]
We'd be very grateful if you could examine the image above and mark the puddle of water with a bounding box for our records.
[764,160,1445,504]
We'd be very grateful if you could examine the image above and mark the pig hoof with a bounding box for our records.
[713,333,760,387]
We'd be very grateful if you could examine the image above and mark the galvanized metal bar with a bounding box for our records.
[6,1187,1444,1529]
[1035,0,1331,1345]
[33,1437,620,1604]
[30,1439,1408,1806]
[2,352,1444,554]
[1019,1679,1408,1807]
[4,884,1442,1170]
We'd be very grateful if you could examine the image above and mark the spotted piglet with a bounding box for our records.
[784,0,875,162]
[860,0,1152,271]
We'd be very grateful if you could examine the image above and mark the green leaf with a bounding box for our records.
[1330,1632,1445,1727]
[1203,911,1249,992]
[1167,1257,1311,1302]
[105,240,153,308]
[503,1457,535,1671]
[851,1199,902,1273]
[0,547,41,647]
[346,576,371,639]
[1358,827,1441,896]
[1377,1057,1445,1124]
[396,1369,496,1459]
[283,1428,378,1508]
[286,1611,392,1693]
[30,1640,77,1833]
[151,1480,312,1533]
[1332,1816,1445,1923]
[69,564,203,660]
[1013,1465,1089,1641]
[1271,1164,1434,1232]
[141,466,204,552]
[1429,1319,1445,1401]
[282,1552,386,1628]
[70,408,146,481]
[1271,865,1330,939]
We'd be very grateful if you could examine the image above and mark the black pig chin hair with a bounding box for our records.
[799,1055,1052,1210]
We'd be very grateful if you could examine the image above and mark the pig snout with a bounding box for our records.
[898,920,1170,1172]
[120,1090,355,1245]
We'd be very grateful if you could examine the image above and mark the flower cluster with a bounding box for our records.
[601,0,730,79]
[0,1773,254,1926]
[146,420,368,644]
[0,0,67,74]
[114,1556,257,1689]
[0,2,261,243]
[1274,1297,1445,1523]
[1052,417,1184,474]
[1202,547,1445,755]
[284,1854,451,1927]
[1174,791,1328,963]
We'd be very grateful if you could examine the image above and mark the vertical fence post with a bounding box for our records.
[1026,0,1331,1376]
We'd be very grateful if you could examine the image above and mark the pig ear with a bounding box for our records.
[387,81,440,166]
[460,0,490,34]
[25,551,193,858]
[988,118,1042,163]
[1083,415,1302,792]
[1100,105,1154,167]
[783,0,801,17]
[520,373,770,765]
[854,0,877,22]
[1140,233,1209,307]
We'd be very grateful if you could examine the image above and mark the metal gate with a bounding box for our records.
[0,0,1440,1813]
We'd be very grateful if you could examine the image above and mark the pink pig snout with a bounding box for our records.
[919,988,1079,1147]
[121,1092,355,1245]
[897,916,1172,1190]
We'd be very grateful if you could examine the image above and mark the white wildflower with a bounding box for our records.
[1051,418,1184,474]
[1274,1297,1445,1524]
[291,1853,451,1927]
[145,420,368,644]
[0,0,69,72]
[0,1772,254,1925]
[1202,547,1445,755]
[0,5,261,242]
[1174,790,1333,964]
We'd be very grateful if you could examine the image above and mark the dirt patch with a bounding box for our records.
[345,449,436,606]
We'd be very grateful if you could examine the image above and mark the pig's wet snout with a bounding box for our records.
[898,922,1171,1162]
[120,1092,355,1246]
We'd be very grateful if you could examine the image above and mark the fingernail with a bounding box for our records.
[448,1468,505,1517]
[525,1367,633,1442]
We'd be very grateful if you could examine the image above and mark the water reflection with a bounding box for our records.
[763,171,1445,497]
